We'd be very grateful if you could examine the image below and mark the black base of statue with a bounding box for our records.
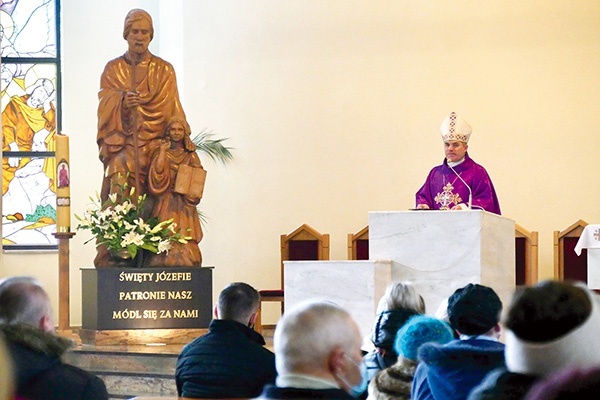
[81,266,213,330]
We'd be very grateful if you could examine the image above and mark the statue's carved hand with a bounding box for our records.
[160,141,171,151]
[123,91,141,109]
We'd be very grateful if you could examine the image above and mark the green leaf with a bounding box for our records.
[192,129,234,164]
[140,243,158,253]
[126,245,138,259]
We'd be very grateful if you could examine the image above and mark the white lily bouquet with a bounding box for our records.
[76,188,187,259]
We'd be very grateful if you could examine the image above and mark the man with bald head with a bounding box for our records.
[258,300,367,399]
[0,276,108,400]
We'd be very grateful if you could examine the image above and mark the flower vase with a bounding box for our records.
[109,248,143,268]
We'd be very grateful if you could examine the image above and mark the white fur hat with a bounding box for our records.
[440,112,472,143]
[505,289,600,377]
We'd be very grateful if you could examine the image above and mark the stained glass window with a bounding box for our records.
[1,0,60,250]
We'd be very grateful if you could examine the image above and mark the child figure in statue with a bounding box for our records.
[147,117,204,267]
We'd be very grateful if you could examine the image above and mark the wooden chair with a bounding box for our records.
[256,224,330,333]
[554,219,588,282]
[515,224,539,285]
[348,225,369,260]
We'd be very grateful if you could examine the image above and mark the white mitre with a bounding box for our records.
[440,112,472,143]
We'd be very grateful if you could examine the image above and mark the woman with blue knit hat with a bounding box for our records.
[367,315,454,400]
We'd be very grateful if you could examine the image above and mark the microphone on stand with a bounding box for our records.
[448,163,472,210]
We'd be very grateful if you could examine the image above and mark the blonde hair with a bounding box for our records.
[377,281,425,314]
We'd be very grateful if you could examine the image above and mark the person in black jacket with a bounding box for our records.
[363,282,425,384]
[0,276,108,400]
[176,282,276,398]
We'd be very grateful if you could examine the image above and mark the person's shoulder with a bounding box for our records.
[429,162,446,172]
[467,367,538,400]
[418,341,446,365]
[421,339,505,370]
[465,338,505,351]
[59,362,107,385]
[75,367,109,400]
[29,362,109,400]
[259,385,354,399]
[464,155,491,172]
[178,330,214,354]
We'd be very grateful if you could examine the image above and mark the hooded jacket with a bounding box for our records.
[412,338,505,400]
[1,324,108,400]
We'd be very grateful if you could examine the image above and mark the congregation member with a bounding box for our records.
[432,297,459,339]
[258,300,366,399]
[415,112,501,214]
[524,365,600,400]
[176,282,276,398]
[412,284,505,400]
[468,280,600,400]
[368,315,454,400]
[0,276,109,400]
[0,335,14,400]
[363,282,426,384]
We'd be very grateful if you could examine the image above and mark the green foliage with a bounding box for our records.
[192,129,234,164]
[192,130,233,226]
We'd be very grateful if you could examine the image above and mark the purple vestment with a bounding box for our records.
[415,153,501,215]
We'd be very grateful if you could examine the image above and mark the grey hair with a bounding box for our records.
[274,300,360,375]
[0,277,51,327]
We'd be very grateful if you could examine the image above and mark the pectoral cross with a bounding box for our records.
[435,183,462,210]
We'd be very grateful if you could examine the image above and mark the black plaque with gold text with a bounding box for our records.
[81,267,212,330]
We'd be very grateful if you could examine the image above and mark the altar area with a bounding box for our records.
[285,210,516,337]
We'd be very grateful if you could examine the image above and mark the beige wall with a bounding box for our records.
[2,0,600,325]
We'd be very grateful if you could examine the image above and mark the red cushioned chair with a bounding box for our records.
[255,224,329,334]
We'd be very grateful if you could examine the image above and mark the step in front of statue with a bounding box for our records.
[99,371,177,399]
[79,327,208,346]
[64,345,183,399]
